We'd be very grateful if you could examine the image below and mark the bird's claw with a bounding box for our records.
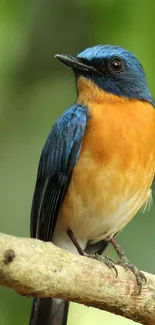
[83,252,118,277]
[103,255,118,277]
[117,255,146,294]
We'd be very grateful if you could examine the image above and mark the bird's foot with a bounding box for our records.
[117,253,146,294]
[83,252,118,277]
[67,228,118,276]
[109,237,146,294]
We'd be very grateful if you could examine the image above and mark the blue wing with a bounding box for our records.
[30,104,89,241]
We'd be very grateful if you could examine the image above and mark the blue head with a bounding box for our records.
[56,45,154,105]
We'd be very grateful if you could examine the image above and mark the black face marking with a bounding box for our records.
[77,56,124,75]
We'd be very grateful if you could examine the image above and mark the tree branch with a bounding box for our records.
[0,233,154,325]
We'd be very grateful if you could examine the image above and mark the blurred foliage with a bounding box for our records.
[0,0,155,324]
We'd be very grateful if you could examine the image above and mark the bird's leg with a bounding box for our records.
[110,237,146,294]
[67,228,84,255]
[67,228,118,276]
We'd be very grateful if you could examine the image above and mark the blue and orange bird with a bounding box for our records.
[29,45,155,325]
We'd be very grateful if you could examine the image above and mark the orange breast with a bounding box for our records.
[56,78,155,243]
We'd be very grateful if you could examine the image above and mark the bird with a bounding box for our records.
[29,44,155,325]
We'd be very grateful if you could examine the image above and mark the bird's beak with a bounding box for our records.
[55,54,97,73]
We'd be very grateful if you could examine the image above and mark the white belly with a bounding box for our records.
[53,181,153,254]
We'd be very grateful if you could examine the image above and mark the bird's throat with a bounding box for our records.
[77,76,125,106]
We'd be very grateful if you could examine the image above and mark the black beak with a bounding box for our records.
[55,54,97,73]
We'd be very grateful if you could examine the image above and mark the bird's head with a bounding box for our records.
[55,45,154,105]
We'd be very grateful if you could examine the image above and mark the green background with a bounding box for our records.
[0,0,154,324]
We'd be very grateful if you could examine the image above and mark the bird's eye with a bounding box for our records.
[108,57,123,73]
